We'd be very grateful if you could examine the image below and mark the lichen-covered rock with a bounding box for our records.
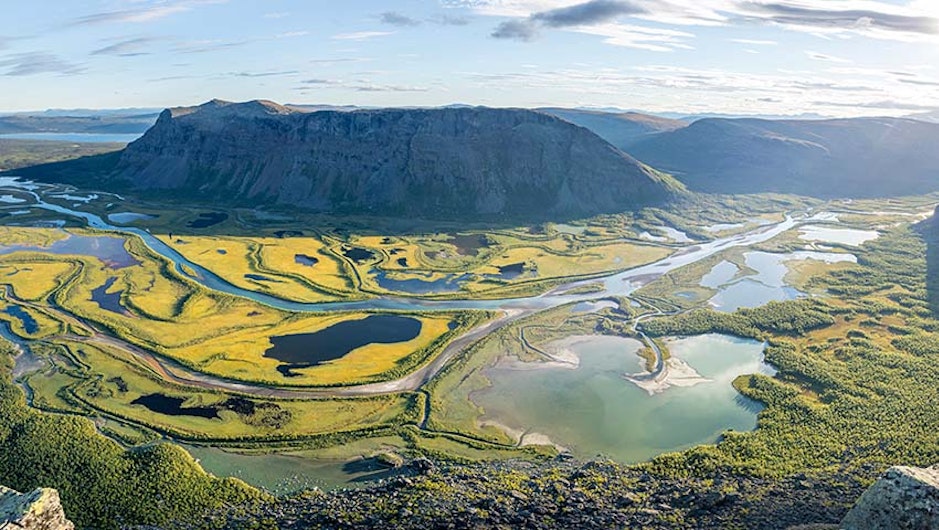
[841,465,939,530]
[0,485,74,530]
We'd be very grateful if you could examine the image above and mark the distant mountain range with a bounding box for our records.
[0,114,159,135]
[12,100,680,218]
[8,100,939,209]
[625,117,939,198]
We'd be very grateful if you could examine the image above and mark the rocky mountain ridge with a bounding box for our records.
[105,100,679,218]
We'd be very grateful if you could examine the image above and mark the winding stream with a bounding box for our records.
[0,176,807,397]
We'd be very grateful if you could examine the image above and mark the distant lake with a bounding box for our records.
[0,133,142,144]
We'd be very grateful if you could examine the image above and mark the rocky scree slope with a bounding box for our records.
[108,100,679,218]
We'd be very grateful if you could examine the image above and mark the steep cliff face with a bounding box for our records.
[0,486,74,530]
[114,100,678,217]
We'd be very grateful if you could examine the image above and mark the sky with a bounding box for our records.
[1,0,939,117]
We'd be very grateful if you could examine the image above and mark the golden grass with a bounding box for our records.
[0,260,75,301]
[62,339,412,440]
[0,226,68,247]
[173,312,455,386]
[156,235,355,302]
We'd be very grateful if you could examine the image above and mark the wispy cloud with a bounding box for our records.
[380,12,421,27]
[309,57,373,66]
[230,70,299,78]
[332,31,395,41]
[432,14,472,26]
[740,2,939,38]
[492,0,646,41]
[298,78,429,92]
[174,31,307,54]
[91,37,160,57]
[531,0,644,27]
[806,51,852,63]
[68,0,227,27]
[730,38,777,45]
[489,0,697,50]
[0,52,84,76]
[492,19,539,40]
[469,0,939,45]
[458,60,939,116]
[263,12,289,19]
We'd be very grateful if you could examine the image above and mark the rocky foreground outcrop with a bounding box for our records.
[0,485,74,530]
[109,100,679,218]
[840,465,939,530]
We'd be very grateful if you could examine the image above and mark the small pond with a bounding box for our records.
[448,234,491,256]
[554,223,587,236]
[90,277,126,315]
[798,225,879,246]
[131,394,220,419]
[3,305,38,334]
[342,247,375,263]
[264,314,423,376]
[294,254,319,266]
[188,212,228,229]
[0,232,140,269]
[373,270,469,294]
[497,262,528,280]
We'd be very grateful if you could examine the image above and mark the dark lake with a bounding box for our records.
[497,262,526,279]
[187,212,228,229]
[264,314,422,376]
[91,277,126,314]
[448,234,491,256]
[294,254,319,266]
[3,305,38,334]
[131,394,219,419]
[342,247,375,263]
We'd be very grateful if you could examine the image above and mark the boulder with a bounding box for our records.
[0,485,74,530]
[841,465,939,530]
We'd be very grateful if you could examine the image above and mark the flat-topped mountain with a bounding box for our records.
[627,117,939,197]
[66,99,679,218]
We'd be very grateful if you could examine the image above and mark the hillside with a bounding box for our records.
[539,108,686,151]
[627,117,939,197]
[25,100,679,218]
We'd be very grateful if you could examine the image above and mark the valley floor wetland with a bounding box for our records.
[0,174,936,500]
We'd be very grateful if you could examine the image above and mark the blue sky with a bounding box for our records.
[1,0,938,116]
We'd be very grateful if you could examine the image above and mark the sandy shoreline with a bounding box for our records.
[477,419,570,453]
[624,356,710,396]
